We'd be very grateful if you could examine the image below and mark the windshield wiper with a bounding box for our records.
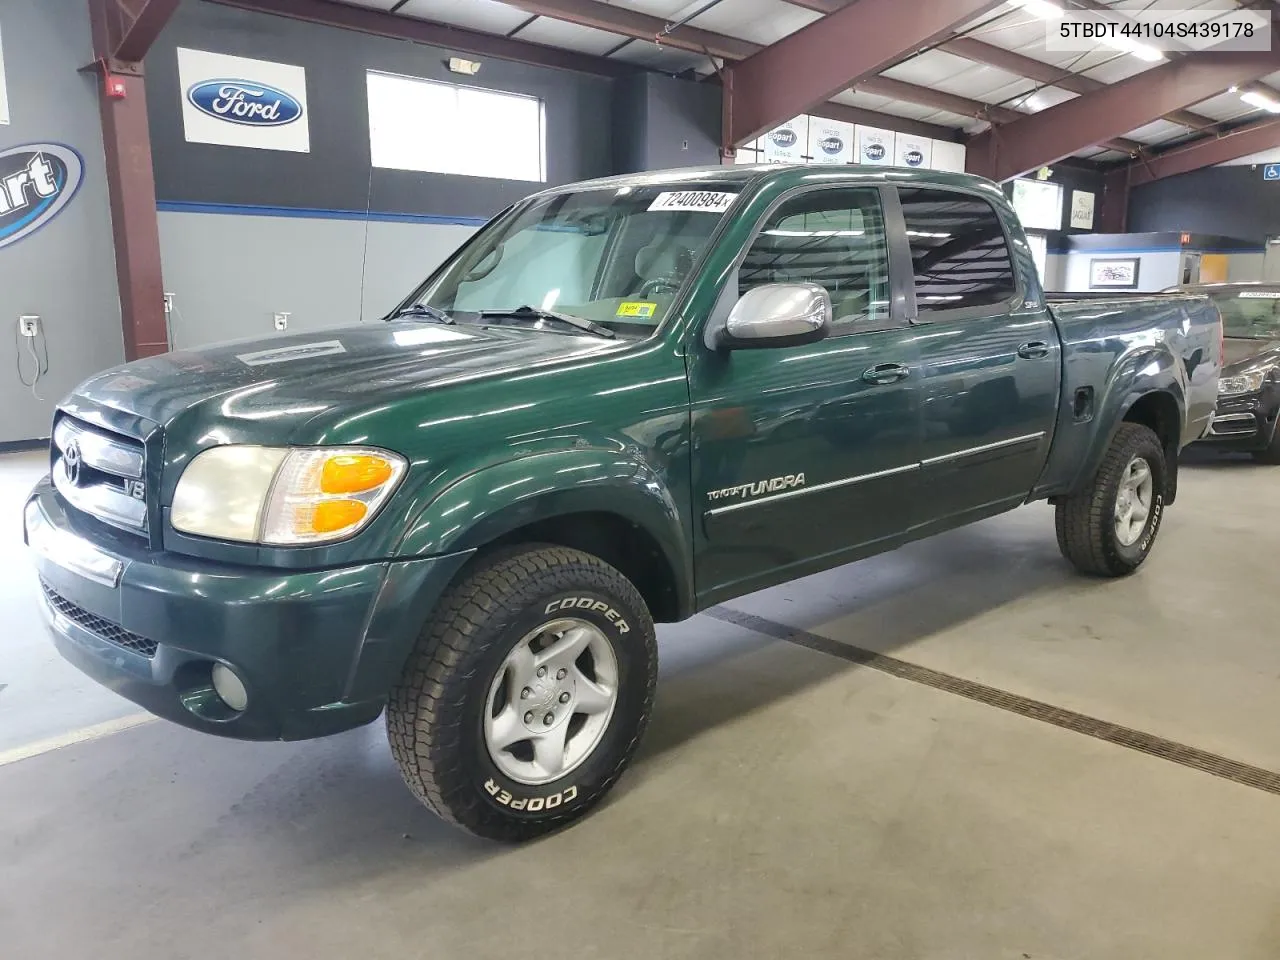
[479,305,615,339]
[386,302,455,324]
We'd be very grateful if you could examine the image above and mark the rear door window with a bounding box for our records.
[896,187,1019,316]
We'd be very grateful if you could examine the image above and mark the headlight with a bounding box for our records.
[171,446,407,545]
[1218,368,1271,397]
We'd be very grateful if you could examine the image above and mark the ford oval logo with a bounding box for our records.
[905,149,925,166]
[770,128,797,149]
[864,143,886,161]
[819,136,844,155]
[0,143,83,251]
[187,79,303,126]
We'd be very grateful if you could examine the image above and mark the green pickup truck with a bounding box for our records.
[27,166,1220,840]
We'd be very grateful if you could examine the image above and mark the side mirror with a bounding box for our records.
[716,283,832,350]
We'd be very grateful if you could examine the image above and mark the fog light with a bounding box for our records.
[211,663,248,712]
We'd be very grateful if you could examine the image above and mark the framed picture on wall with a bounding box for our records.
[1088,257,1140,289]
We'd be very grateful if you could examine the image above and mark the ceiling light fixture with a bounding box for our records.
[1241,90,1280,113]
[1012,0,1164,61]
[1100,34,1164,62]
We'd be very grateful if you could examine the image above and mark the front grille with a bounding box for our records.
[51,416,149,537]
[40,578,158,658]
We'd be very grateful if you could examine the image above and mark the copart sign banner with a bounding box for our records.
[0,143,83,250]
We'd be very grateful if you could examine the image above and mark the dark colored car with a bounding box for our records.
[28,166,1220,841]
[1180,283,1280,462]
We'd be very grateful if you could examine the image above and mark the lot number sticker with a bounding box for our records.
[648,191,737,214]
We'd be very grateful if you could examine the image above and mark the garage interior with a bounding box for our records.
[5,0,1280,957]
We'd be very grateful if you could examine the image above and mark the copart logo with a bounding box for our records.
[187,79,303,126]
[770,128,798,149]
[904,149,925,167]
[863,142,886,161]
[708,473,806,502]
[819,136,844,156]
[0,143,83,251]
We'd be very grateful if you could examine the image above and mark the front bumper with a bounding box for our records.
[1198,385,1280,452]
[25,477,471,741]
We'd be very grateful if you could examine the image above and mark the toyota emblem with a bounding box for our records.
[63,439,83,486]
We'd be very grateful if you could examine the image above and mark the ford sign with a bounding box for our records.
[864,143,886,162]
[0,143,83,251]
[770,128,798,149]
[904,149,925,167]
[819,136,844,156]
[187,79,304,126]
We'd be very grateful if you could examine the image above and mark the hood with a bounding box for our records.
[71,321,622,436]
[1223,336,1280,374]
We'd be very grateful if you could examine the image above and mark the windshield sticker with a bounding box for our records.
[616,301,657,319]
[236,340,346,367]
[648,191,737,214]
[1237,291,1280,299]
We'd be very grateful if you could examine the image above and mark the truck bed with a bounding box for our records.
[1032,291,1221,499]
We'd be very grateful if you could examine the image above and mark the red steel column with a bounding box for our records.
[89,0,171,360]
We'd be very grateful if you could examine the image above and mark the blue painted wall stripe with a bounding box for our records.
[1048,246,1265,256]
[156,199,488,227]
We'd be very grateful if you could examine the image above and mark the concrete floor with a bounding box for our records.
[3,449,1280,959]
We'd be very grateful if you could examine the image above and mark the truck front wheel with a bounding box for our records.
[387,545,657,841]
[1055,423,1168,577]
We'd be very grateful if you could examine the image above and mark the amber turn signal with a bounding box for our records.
[320,454,395,494]
[309,499,368,533]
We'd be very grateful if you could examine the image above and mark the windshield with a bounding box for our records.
[1209,289,1280,339]
[410,182,741,337]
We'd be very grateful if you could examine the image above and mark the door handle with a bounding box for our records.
[1017,340,1050,360]
[861,362,910,385]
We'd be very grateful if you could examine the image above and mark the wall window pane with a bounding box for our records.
[897,187,1017,313]
[1010,178,1063,231]
[367,71,545,182]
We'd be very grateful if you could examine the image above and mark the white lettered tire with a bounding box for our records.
[387,545,657,841]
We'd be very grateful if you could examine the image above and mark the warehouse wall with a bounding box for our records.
[0,0,125,443]
[1128,165,1280,245]
[145,2,614,348]
[613,73,720,174]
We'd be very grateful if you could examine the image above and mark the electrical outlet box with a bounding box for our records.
[19,316,39,338]
[163,293,175,315]
[274,312,290,332]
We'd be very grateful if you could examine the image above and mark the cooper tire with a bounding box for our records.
[1055,422,1167,578]
[386,545,657,842]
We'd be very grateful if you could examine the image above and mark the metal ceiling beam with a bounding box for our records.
[966,47,1280,182]
[1120,116,1280,188]
[206,0,629,76]
[721,0,1007,146]
[939,36,1216,132]
[809,102,961,143]
[777,0,846,11]
[498,0,755,60]
[853,76,1141,154]
[109,0,180,61]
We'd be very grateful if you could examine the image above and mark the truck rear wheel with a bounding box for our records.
[386,545,657,841]
[1055,423,1167,577]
